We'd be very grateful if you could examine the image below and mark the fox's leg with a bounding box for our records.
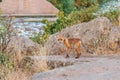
[65,52,69,58]
[75,43,81,58]
[65,48,70,58]
[75,48,81,58]
[64,40,71,58]
[66,46,72,58]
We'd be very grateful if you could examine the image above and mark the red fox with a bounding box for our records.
[57,36,81,58]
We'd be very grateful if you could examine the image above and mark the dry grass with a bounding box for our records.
[39,46,48,56]
[31,58,49,73]
[4,69,32,80]
[28,46,49,73]
[0,46,49,80]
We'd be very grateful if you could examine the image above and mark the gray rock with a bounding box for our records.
[6,36,41,55]
[46,17,120,55]
[32,56,120,80]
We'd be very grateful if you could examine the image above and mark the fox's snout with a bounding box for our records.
[57,36,64,41]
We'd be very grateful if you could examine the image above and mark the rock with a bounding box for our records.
[108,26,120,51]
[46,17,120,55]
[32,56,120,80]
[25,28,32,31]
[6,36,41,55]
[5,36,41,67]
[30,55,73,72]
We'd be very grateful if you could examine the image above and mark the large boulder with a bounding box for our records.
[6,36,41,55]
[5,36,41,67]
[46,17,120,56]
[108,26,120,51]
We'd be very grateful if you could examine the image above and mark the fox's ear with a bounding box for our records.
[57,35,60,39]
[57,35,62,38]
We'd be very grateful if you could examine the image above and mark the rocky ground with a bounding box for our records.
[32,55,120,80]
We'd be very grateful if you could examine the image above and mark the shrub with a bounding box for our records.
[75,0,98,10]
[30,33,49,46]
[69,5,98,23]
[101,9,119,26]
[48,5,98,34]
[0,16,14,69]
[49,0,99,13]
[57,0,75,14]
[30,19,50,46]
[0,16,15,53]
[48,0,75,14]
[0,53,14,69]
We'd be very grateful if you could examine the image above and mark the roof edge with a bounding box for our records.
[0,14,57,17]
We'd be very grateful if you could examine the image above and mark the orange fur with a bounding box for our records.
[57,36,81,58]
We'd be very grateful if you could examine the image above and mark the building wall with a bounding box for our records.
[0,0,59,14]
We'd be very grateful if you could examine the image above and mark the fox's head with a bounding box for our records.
[57,36,64,42]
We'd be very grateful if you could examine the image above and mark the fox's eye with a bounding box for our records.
[58,39,61,41]
[58,38,62,41]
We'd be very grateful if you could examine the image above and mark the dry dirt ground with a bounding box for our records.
[32,55,120,80]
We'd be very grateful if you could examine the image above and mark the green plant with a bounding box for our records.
[102,9,119,26]
[0,16,15,53]
[58,0,75,14]
[0,53,14,69]
[30,33,49,46]
[49,5,98,34]
[0,16,15,69]
[69,5,98,23]
[30,19,50,46]
[48,0,75,14]
[75,0,98,10]
[49,12,71,34]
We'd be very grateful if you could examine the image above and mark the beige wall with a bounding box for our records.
[0,0,59,14]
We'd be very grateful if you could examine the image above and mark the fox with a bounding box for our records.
[57,36,81,58]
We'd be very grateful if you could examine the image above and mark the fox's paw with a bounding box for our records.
[75,56,80,59]
[75,53,81,59]
[65,54,69,58]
